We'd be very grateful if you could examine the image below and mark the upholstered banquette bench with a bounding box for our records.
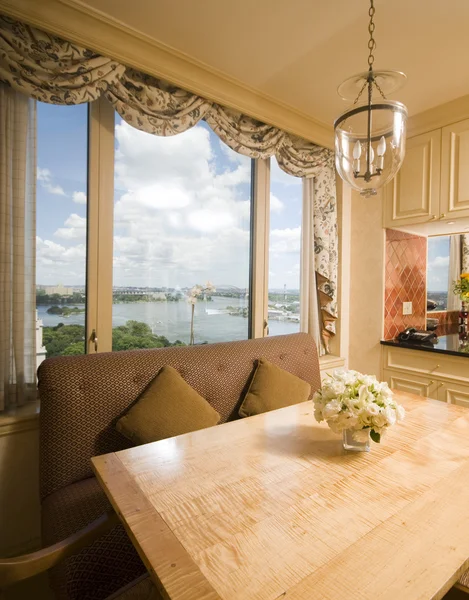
[38,332,321,600]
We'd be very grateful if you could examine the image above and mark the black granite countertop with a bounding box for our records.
[381,334,469,358]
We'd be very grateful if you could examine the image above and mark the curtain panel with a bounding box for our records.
[0,83,37,410]
[0,14,338,350]
[462,234,469,274]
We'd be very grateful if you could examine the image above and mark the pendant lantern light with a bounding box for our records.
[334,0,408,197]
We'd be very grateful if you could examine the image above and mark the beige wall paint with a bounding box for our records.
[348,190,385,377]
[0,416,41,557]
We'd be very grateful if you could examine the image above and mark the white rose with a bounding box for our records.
[366,403,380,416]
[323,399,342,419]
[314,407,324,422]
[384,406,397,426]
[372,411,388,428]
[331,381,346,395]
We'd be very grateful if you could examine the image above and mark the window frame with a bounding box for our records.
[86,97,115,353]
[82,99,340,353]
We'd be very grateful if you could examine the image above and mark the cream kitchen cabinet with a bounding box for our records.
[437,380,469,408]
[382,344,469,406]
[383,130,441,228]
[440,119,469,220]
[383,118,469,228]
[382,368,439,399]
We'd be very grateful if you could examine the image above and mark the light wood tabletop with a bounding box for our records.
[92,392,469,600]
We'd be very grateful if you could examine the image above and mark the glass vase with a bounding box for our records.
[342,429,370,452]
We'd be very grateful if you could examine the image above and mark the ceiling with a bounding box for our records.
[78,0,469,127]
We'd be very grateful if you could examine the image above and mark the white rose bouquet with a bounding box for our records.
[313,369,405,444]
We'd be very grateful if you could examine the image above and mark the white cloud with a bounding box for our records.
[38,120,301,289]
[37,167,66,196]
[270,227,301,255]
[429,255,450,268]
[111,121,255,287]
[54,213,87,240]
[73,191,87,205]
[270,193,284,214]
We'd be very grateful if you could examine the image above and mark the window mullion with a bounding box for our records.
[86,97,115,353]
[250,158,270,338]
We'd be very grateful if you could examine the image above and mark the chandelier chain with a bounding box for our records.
[367,0,376,69]
[373,78,387,100]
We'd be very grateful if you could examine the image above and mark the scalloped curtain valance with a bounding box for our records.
[0,14,337,350]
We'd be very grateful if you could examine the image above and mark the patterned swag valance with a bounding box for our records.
[0,15,338,350]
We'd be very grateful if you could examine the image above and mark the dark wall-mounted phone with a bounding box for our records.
[397,327,438,344]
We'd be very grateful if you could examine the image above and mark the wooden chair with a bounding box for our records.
[456,576,469,596]
[0,508,160,599]
[0,511,118,594]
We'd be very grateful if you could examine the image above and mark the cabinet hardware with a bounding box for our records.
[430,215,437,220]
[428,380,435,386]
[436,382,444,389]
[429,364,440,372]
[440,213,447,219]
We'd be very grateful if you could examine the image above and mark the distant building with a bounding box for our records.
[36,310,47,369]
[42,283,74,296]
[150,292,167,300]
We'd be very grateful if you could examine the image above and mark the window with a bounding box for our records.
[36,103,88,361]
[112,116,253,349]
[33,99,309,358]
[427,235,450,310]
[267,157,301,335]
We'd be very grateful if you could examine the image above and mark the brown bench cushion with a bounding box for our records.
[42,477,145,600]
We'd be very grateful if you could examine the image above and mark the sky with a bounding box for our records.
[427,235,450,292]
[36,102,302,291]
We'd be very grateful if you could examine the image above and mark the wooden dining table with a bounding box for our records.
[92,391,469,600]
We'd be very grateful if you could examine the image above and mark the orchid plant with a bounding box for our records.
[313,369,405,444]
[188,281,216,345]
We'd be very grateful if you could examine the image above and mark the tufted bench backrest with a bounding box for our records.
[38,332,320,499]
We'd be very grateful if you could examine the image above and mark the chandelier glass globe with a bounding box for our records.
[334,97,407,197]
[334,0,408,197]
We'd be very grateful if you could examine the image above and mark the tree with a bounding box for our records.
[47,305,63,315]
[62,342,85,356]
[125,320,153,337]
[43,320,185,358]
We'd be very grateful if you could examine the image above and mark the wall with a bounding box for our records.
[383,229,427,340]
[348,190,385,377]
[0,406,41,558]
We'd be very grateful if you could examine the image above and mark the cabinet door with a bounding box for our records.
[382,369,439,399]
[438,380,469,408]
[383,130,441,228]
[441,119,469,219]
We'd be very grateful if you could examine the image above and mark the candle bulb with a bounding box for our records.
[377,136,386,157]
[353,140,362,160]
[352,141,362,175]
[377,136,386,172]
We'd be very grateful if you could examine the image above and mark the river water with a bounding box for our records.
[37,297,299,345]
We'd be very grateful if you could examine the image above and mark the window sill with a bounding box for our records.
[319,354,346,370]
[0,400,40,436]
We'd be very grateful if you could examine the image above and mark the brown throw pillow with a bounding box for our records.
[116,365,220,445]
[238,357,311,418]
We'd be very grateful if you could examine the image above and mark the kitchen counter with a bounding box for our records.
[381,334,469,358]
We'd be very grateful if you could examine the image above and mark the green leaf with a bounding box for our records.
[370,429,381,444]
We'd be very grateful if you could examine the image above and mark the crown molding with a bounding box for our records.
[0,0,334,149]
[407,94,469,138]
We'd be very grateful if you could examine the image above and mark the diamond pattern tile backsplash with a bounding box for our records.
[384,229,427,340]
